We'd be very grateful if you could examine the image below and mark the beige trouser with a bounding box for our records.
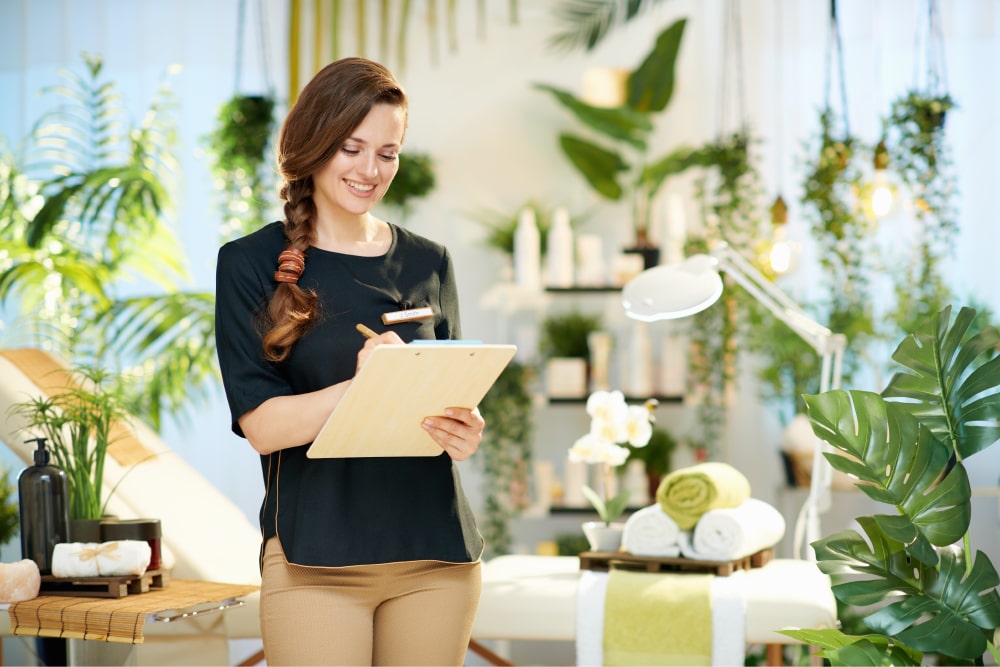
[260,537,482,666]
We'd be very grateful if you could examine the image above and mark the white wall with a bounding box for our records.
[1,0,998,561]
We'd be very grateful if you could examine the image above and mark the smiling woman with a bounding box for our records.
[214,56,486,667]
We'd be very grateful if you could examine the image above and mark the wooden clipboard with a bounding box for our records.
[306,343,517,458]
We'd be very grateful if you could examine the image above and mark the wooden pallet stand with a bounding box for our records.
[579,547,774,576]
[39,568,170,598]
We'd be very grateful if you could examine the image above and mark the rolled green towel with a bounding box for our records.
[656,462,751,530]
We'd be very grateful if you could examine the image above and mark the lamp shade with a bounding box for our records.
[621,255,723,321]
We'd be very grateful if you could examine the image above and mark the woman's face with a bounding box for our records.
[313,102,406,219]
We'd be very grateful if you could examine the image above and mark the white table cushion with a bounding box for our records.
[473,555,837,645]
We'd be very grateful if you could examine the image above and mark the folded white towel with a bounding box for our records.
[622,503,682,557]
[711,571,747,665]
[575,570,608,667]
[51,540,152,578]
[681,498,786,561]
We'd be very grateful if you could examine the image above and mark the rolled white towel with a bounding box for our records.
[680,498,785,561]
[52,540,152,578]
[622,504,682,557]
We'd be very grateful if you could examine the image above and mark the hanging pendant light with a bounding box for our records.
[768,195,793,274]
[871,139,894,217]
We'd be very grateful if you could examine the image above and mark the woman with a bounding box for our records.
[214,57,485,666]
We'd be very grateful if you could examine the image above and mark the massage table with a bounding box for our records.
[471,554,838,666]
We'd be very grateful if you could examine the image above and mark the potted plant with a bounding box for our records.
[540,310,603,398]
[11,365,130,541]
[782,305,1000,665]
[568,390,655,551]
[536,19,700,264]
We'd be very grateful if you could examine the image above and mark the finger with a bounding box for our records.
[422,417,480,461]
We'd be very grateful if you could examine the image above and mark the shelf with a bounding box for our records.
[544,285,622,293]
[546,394,683,405]
[548,505,645,515]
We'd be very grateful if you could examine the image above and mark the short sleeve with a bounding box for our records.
[435,248,462,340]
[215,241,293,437]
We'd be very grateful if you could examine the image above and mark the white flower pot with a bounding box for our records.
[582,520,625,553]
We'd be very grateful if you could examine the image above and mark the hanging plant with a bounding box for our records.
[474,361,535,558]
[378,150,437,222]
[204,93,277,241]
[684,129,766,459]
[884,90,958,335]
[798,106,878,387]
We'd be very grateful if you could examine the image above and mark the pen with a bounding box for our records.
[356,323,379,339]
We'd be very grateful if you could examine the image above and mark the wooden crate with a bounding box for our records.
[39,568,170,598]
[579,548,773,576]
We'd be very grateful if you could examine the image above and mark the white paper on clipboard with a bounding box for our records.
[306,343,517,458]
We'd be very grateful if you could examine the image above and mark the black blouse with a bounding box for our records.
[214,221,484,567]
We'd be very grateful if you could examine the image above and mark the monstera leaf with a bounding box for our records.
[882,305,1000,462]
[779,627,923,666]
[798,306,1000,665]
[813,517,1000,660]
[804,389,971,564]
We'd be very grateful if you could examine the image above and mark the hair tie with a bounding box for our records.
[274,248,306,284]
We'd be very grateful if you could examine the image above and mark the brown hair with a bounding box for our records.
[262,57,408,362]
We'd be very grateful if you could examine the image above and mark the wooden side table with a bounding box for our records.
[5,578,259,666]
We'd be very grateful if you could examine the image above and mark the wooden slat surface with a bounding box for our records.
[8,579,259,644]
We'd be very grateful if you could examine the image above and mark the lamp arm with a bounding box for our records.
[710,244,848,560]
[710,244,834,354]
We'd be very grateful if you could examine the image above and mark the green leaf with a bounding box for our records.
[626,18,686,113]
[804,389,971,557]
[604,489,630,523]
[639,145,699,200]
[813,517,1000,660]
[882,305,1000,462]
[558,134,628,200]
[534,83,652,149]
[778,628,923,666]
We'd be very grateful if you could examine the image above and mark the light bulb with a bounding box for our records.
[872,168,893,217]
[768,194,792,274]
[871,139,894,218]
[769,239,792,274]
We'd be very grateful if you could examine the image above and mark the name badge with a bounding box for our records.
[381,306,434,325]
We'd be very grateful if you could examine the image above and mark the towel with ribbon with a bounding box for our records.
[680,498,786,561]
[621,503,682,557]
[52,540,152,578]
[656,462,751,530]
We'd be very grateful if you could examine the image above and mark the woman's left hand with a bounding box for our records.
[422,407,485,461]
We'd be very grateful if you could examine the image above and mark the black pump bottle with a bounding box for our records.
[18,437,70,574]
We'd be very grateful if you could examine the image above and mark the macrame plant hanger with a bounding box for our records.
[915,0,948,98]
[769,0,789,243]
[235,0,275,98]
[719,0,747,142]
[824,0,851,139]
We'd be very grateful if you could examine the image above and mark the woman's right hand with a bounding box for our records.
[356,329,406,374]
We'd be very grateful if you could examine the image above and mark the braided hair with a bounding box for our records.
[261,57,407,362]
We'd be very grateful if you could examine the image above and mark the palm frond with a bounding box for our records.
[549,0,663,52]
